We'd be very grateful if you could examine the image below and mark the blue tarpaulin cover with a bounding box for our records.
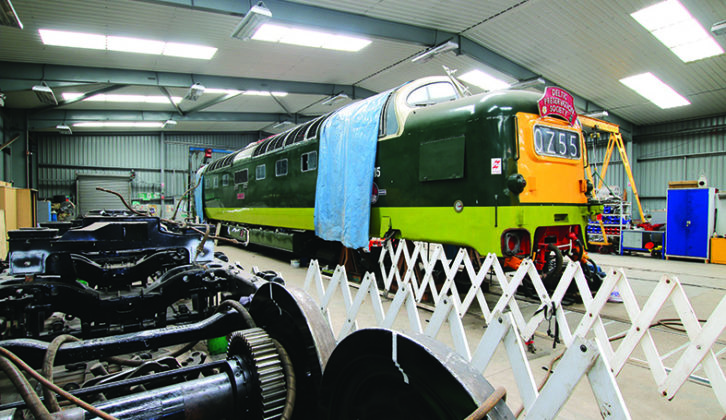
[194,166,205,222]
[314,91,391,249]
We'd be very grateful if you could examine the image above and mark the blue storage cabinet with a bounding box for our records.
[666,188,716,261]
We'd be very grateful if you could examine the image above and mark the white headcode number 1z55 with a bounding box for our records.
[533,125,580,159]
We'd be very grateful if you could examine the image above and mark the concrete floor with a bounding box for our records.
[217,244,726,419]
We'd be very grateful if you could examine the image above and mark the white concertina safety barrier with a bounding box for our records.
[302,240,726,418]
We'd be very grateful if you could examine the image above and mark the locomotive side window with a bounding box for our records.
[234,169,248,184]
[276,159,288,177]
[256,164,266,180]
[301,151,317,172]
[221,174,229,186]
[406,82,457,107]
[533,125,581,159]
[212,176,219,188]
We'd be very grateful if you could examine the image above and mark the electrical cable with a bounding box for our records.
[43,334,79,412]
[218,299,257,328]
[0,355,52,420]
[0,347,118,420]
[513,350,566,418]
[464,386,507,420]
[271,339,296,420]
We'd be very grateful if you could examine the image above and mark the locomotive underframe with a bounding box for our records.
[0,216,275,340]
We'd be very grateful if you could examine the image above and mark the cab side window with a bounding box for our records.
[256,164,266,180]
[301,151,317,172]
[406,82,458,107]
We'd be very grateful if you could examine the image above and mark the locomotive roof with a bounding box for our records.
[205,76,549,171]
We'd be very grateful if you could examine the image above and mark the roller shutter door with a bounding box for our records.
[76,175,131,216]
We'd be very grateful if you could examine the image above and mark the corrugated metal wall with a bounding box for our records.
[633,115,726,212]
[583,114,725,219]
[36,132,258,210]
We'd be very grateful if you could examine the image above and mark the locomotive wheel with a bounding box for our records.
[540,243,563,291]
[580,258,604,295]
[318,328,514,420]
[569,239,584,262]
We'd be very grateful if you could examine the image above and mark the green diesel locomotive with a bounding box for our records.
[199,76,600,271]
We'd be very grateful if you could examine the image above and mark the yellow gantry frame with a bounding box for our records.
[578,116,645,245]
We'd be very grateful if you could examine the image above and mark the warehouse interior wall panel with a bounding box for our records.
[634,113,726,214]
[35,132,256,203]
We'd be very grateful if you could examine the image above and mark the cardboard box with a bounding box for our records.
[0,187,17,232]
[16,189,37,228]
[0,209,6,259]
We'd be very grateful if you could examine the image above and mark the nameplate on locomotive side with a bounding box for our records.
[538,87,577,125]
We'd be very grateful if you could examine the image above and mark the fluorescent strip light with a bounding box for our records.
[38,29,217,60]
[32,82,58,105]
[713,20,726,36]
[39,29,105,49]
[459,69,510,91]
[107,36,164,54]
[163,120,177,129]
[321,93,349,106]
[61,92,182,104]
[0,0,23,29]
[631,0,724,62]
[73,122,165,128]
[56,124,72,135]
[411,40,459,63]
[205,88,243,95]
[163,42,217,60]
[244,90,288,97]
[251,23,371,52]
[231,2,272,40]
[185,83,205,101]
[509,77,546,90]
[272,121,293,129]
[619,72,690,109]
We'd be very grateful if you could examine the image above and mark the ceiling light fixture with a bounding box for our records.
[631,0,723,62]
[38,29,217,60]
[56,124,72,135]
[231,2,272,40]
[411,40,459,63]
[272,121,293,129]
[0,0,23,29]
[185,83,206,101]
[244,90,288,97]
[251,23,371,52]
[584,110,609,119]
[32,82,58,105]
[509,77,546,90]
[61,92,183,104]
[619,72,690,109]
[321,93,349,106]
[73,121,165,128]
[205,88,243,95]
[459,69,510,92]
[712,20,726,36]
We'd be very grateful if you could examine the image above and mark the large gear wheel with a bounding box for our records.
[228,328,287,419]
